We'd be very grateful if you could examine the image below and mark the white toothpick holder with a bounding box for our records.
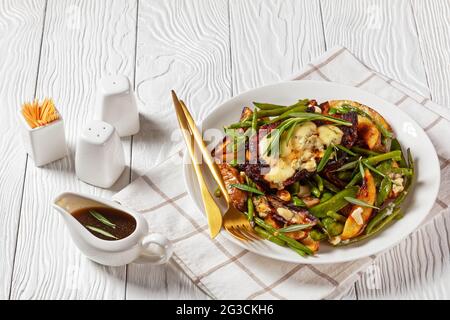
[18,110,68,167]
[94,75,140,137]
[75,120,125,188]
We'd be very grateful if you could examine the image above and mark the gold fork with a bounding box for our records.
[171,92,222,238]
[172,91,259,241]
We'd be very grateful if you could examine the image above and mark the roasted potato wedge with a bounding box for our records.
[341,169,376,240]
[300,234,320,252]
[328,100,392,134]
[218,163,247,211]
[240,106,253,122]
[357,115,382,150]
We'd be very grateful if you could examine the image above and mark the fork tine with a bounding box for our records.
[225,226,248,241]
[239,226,260,240]
[233,225,259,241]
[232,227,253,241]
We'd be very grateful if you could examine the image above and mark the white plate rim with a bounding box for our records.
[182,80,440,264]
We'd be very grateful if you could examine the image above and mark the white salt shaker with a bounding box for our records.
[18,110,67,167]
[94,75,140,137]
[75,120,125,188]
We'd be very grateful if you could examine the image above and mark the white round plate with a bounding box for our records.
[183,80,440,264]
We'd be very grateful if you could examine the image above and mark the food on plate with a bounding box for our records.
[20,98,60,129]
[213,99,414,256]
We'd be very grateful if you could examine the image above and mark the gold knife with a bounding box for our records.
[171,91,223,238]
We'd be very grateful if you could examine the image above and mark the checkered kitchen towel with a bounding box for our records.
[113,46,450,299]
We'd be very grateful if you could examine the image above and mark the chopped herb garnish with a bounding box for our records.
[317,144,334,172]
[230,183,264,195]
[86,225,119,239]
[90,210,116,229]
[344,197,379,209]
[277,223,315,233]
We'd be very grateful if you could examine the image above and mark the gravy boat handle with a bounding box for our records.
[134,233,173,264]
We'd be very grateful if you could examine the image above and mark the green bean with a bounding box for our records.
[267,105,309,124]
[308,181,321,198]
[214,186,221,198]
[375,160,393,173]
[322,217,344,236]
[256,104,302,117]
[251,110,258,133]
[310,229,327,241]
[322,179,340,193]
[391,139,407,167]
[390,168,413,176]
[292,196,306,207]
[254,99,310,111]
[365,151,402,165]
[320,192,333,202]
[226,119,267,129]
[334,144,357,156]
[326,210,347,223]
[336,151,402,172]
[229,159,238,167]
[376,176,392,207]
[366,204,393,234]
[368,150,414,233]
[314,174,324,193]
[247,197,254,222]
[337,171,353,181]
[291,181,300,194]
[252,102,286,110]
[254,217,313,255]
[373,163,411,177]
[407,148,414,174]
[309,186,359,218]
[287,244,307,257]
[254,226,286,246]
[317,145,333,172]
[351,146,381,156]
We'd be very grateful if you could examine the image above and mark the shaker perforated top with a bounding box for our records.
[80,120,115,145]
[98,75,130,96]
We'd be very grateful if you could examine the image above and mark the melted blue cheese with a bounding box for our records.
[261,121,328,188]
[318,125,344,146]
[260,122,344,188]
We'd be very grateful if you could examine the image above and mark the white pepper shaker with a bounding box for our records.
[75,120,125,188]
[94,75,140,137]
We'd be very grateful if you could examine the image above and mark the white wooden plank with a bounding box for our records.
[10,0,137,299]
[230,0,326,93]
[321,0,430,97]
[126,0,231,299]
[411,0,450,108]
[0,0,46,300]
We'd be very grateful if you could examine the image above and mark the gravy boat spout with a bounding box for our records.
[52,192,173,266]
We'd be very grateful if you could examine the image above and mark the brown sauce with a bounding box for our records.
[72,207,136,241]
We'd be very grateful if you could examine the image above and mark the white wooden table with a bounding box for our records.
[1,0,449,300]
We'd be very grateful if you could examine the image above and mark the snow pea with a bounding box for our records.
[376,176,392,207]
[309,186,358,218]
[322,217,344,236]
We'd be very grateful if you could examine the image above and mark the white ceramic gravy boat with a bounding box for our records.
[53,192,173,266]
